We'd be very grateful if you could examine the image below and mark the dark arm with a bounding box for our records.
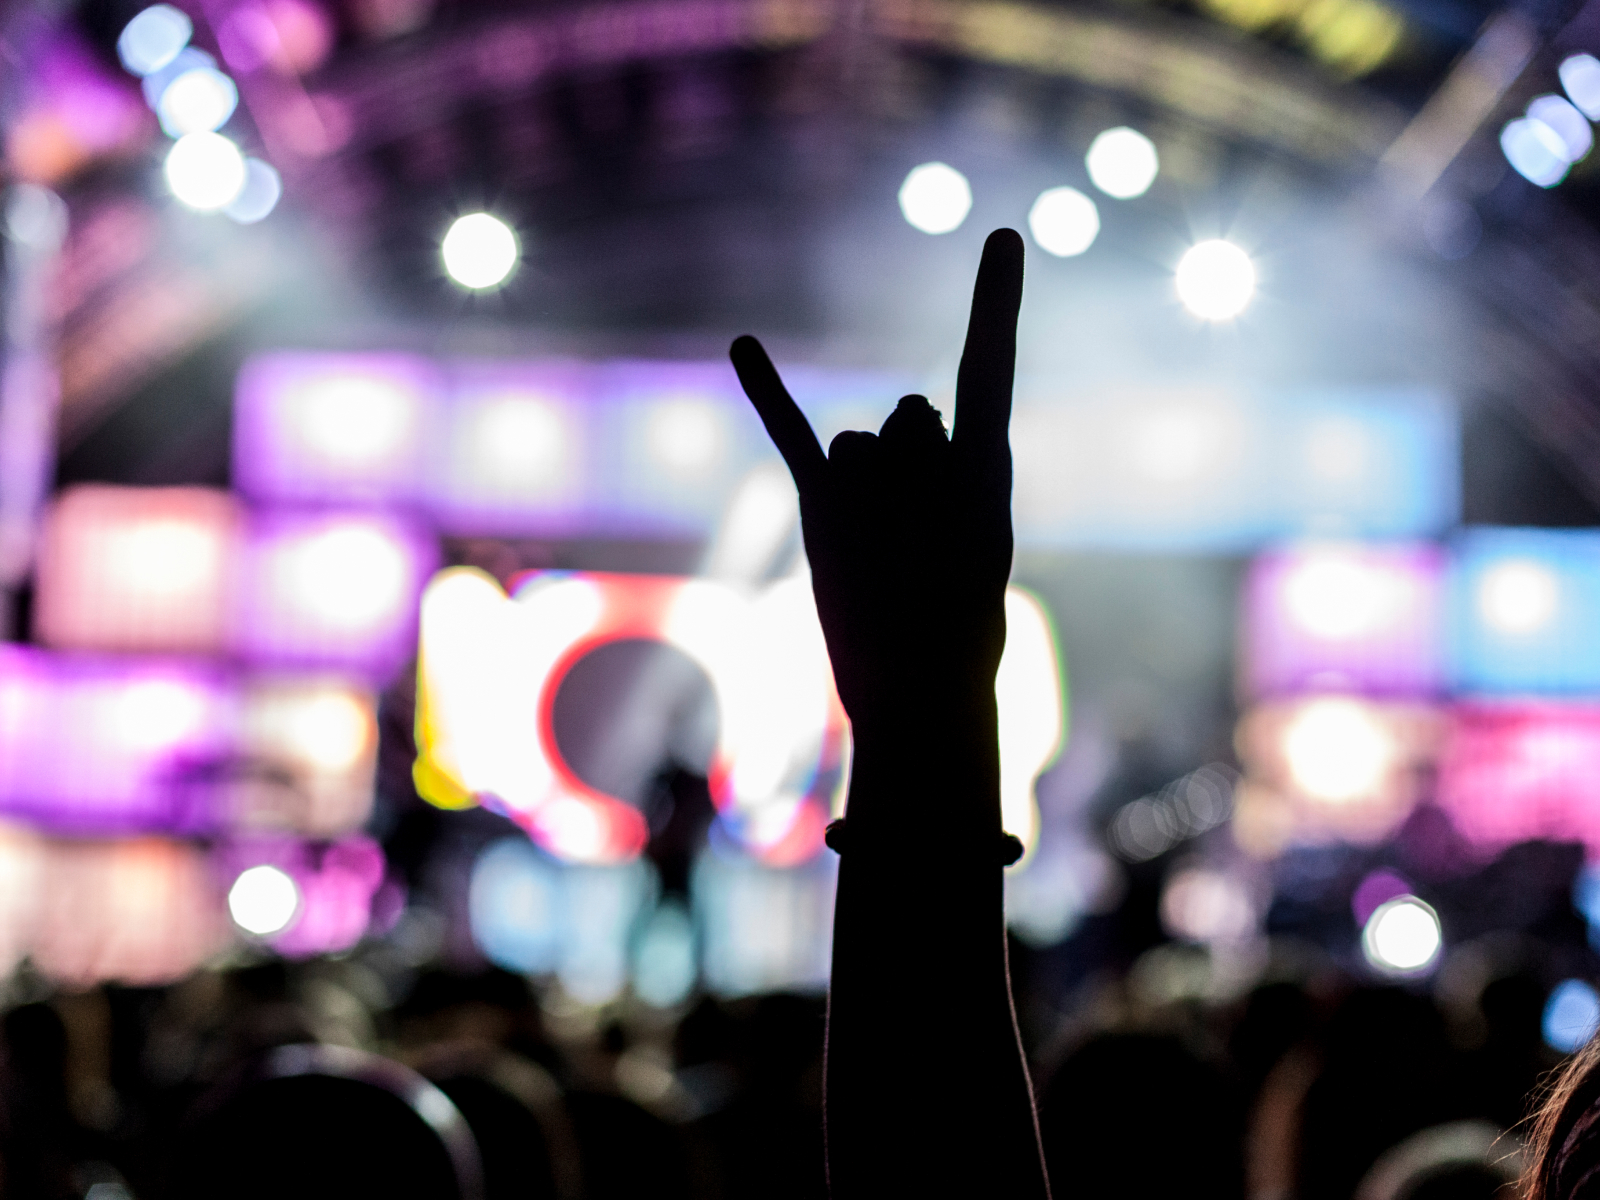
[729,229,1051,1199]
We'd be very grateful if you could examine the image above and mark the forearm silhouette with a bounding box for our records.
[731,228,1051,1199]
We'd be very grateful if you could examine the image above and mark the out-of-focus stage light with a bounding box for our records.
[1437,703,1600,858]
[164,132,247,211]
[226,159,282,224]
[1241,543,1444,699]
[1160,867,1256,943]
[1528,95,1593,163]
[229,863,300,934]
[0,648,235,834]
[468,838,654,1002]
[1236,697,1439,846]
[1027,186,1099,257]
[1502,116,1572,187]
[1450,529,1600,694]
[220,837,386,956]
[1361,895,1441,975]
[441,212,518,289]
[1175,239,1256,320]
[234,353,435,505]
[430,373,585,534]
[996,588,1066,859]
[1107,764,1234,863]
[33,485,238,654]
[1544,979,1600,1053]
[232,511,436,681]
[1085,126,1159,199]
[34,838,223,985]
[1561,53,1600,119]
[633,901,696,1008]
[897,162,972,235]
[233,680,377,836]
[693,848,835,998]
[118,4,192,75]
[155,64,238,136]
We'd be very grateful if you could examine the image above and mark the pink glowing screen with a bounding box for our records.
[1437,703,1600,857]
[33,485,240,654]
[1240,543,1445,699]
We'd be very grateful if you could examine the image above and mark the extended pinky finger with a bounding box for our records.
[730,335,827,495]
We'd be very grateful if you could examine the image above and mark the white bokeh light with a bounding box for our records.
[1282,698,1395,803]
[1527,95,1592,164]
[897,162,972,235]
[225,159,281,224]
[1477,558,1560,635]
[228,864,300,935]
[441,212,519,289]
[1027,186,1100,257]
[1085,127,1160,199]
[1175,240,1257,321]
[1560,53,1600,120]
[155,66,238,136]
[1283,555,1410,640]
[1502,117,1571,188]
[1362,895,1442,974]
[164,132,247,211]
[118,4,192,75]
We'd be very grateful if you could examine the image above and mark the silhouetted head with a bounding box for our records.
[1525,1034,1600,1200]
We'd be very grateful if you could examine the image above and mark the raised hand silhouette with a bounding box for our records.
[729,228,1021,741]
[730,229,1050,1200]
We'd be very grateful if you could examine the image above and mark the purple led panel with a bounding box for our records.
[0,646,235,834]
[233,353,440,507]
[426,362,594,536]
[1240,542,1445,700]
[231,509,437,682]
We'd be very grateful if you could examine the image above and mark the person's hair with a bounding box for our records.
[1525,1035,1600,1200]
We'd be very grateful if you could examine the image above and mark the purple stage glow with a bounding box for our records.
[1241,542,1445,699]
[0,647,234,834]
[233,352,439,508]
[231,508,437,681]
[219,835,386,956]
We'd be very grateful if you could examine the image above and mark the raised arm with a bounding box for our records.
[730,229,1050,1200]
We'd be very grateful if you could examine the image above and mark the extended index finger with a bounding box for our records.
[730,335,827,496]
[952,228,1024,457]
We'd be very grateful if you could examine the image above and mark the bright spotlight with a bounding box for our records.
[1282,698,1394,802]
[228,864,300,935]
[441,212,518,289]
[1560,53,1600,120]
[1175,239,1256,321]
[1027,186,1100,257]
[1361,895,1441,974]
[1502,117,1571,187]
[155,65,238,136]
[163,132,247,211]
[1085,127,1159,199]
[897,162,972,235]
[225,159,282,224]
[1545,979,1600,1053]
[1527,95,1592,164]
[1477,558,1560,635]
[117,4,192,75]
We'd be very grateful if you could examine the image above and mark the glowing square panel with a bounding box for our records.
[595,362,771,536]
[427,363,592,536]
[1449,528,1600,694]
[0,647,235,834]
[226,678,378,837]
[33,485,239,654]
[232,510,437,681]
[1437,702,1600,857]
[1234,696,1442,849]
[1241,542,1445,699]
[233,352,439,506]
[216,836,387,957]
